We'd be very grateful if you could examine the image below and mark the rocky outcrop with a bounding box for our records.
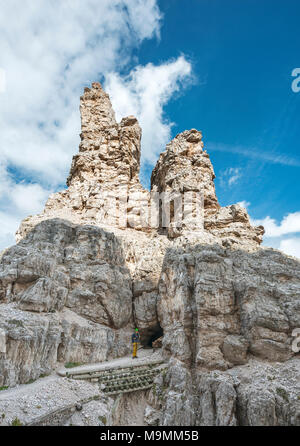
[1,219,132,327]
[151,129,264,247]
[0,302,129,388]
[0,219,133,386]
[16,83,149,241]
[16,83,263,251]
[146,357,300,426]
[204,205,265,250]
[158,244,300,370]
[151,129,219,218]
[0,82,299,425]
[144,243,300,426]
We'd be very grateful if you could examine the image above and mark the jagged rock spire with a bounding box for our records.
[67,82,142,188]
[16,82,264,250]
[80,82,116,137]
[151,129,219,213]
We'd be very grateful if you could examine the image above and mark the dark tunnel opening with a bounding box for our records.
[141,325,164,348]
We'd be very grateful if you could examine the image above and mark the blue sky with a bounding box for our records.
[0,0,299,256]
[139,0,300,218]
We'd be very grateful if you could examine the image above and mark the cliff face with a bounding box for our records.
[158,245,300,369]
[0,83,299,425]
[0,220,132,386]
[145,245,300,426]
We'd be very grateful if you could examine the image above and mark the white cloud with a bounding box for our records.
[0,212,20,253]
[0,164,50,250]
[252,212,300,237]
[104,56,193,165]
[249,211,300,259]
[228,168,241,186]
[0,0,162,184]
[0,69,6,94]
[279,238,300,259]
[0,0,165,250]
[11,183,50,215]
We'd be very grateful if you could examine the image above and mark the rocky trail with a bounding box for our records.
[0,348,165,426]
[58,348,166,396]
[57,347,164,377]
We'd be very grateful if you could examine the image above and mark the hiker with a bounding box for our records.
[132,328,140,359]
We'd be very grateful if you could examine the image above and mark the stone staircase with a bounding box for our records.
[64,360,167,396]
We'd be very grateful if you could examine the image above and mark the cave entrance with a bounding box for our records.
[141,325,164,348]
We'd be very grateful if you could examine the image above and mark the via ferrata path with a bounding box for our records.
[57,348,167,395]
[0,349,166,426]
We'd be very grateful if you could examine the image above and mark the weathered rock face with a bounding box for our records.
[0,219,133,386]
[151,129,219,215]
[151,129,264,247]
[204,205,265,250]
[2,219,132,327]
[1,83,299,425]
[0,302,131,387]
[146,357,300,426]
[144,244,300,426]
[158,245,300,370]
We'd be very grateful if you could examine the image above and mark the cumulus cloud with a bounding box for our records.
[0,163,51,250]
[0,0,161,184]
[0,212,19,253]
[249,211,300,259]
[104,56,193,165]
[279,238,300,259]
[0,0,170,250]
[252,212,300,237]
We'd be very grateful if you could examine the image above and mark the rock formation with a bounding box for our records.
[16,82,264,249]
[0,82,299,426]
[16,83,149,240]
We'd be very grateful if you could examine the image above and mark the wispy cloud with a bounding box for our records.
[220,167,242,188]
[207,142,300,167]
[236,200,250,210]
